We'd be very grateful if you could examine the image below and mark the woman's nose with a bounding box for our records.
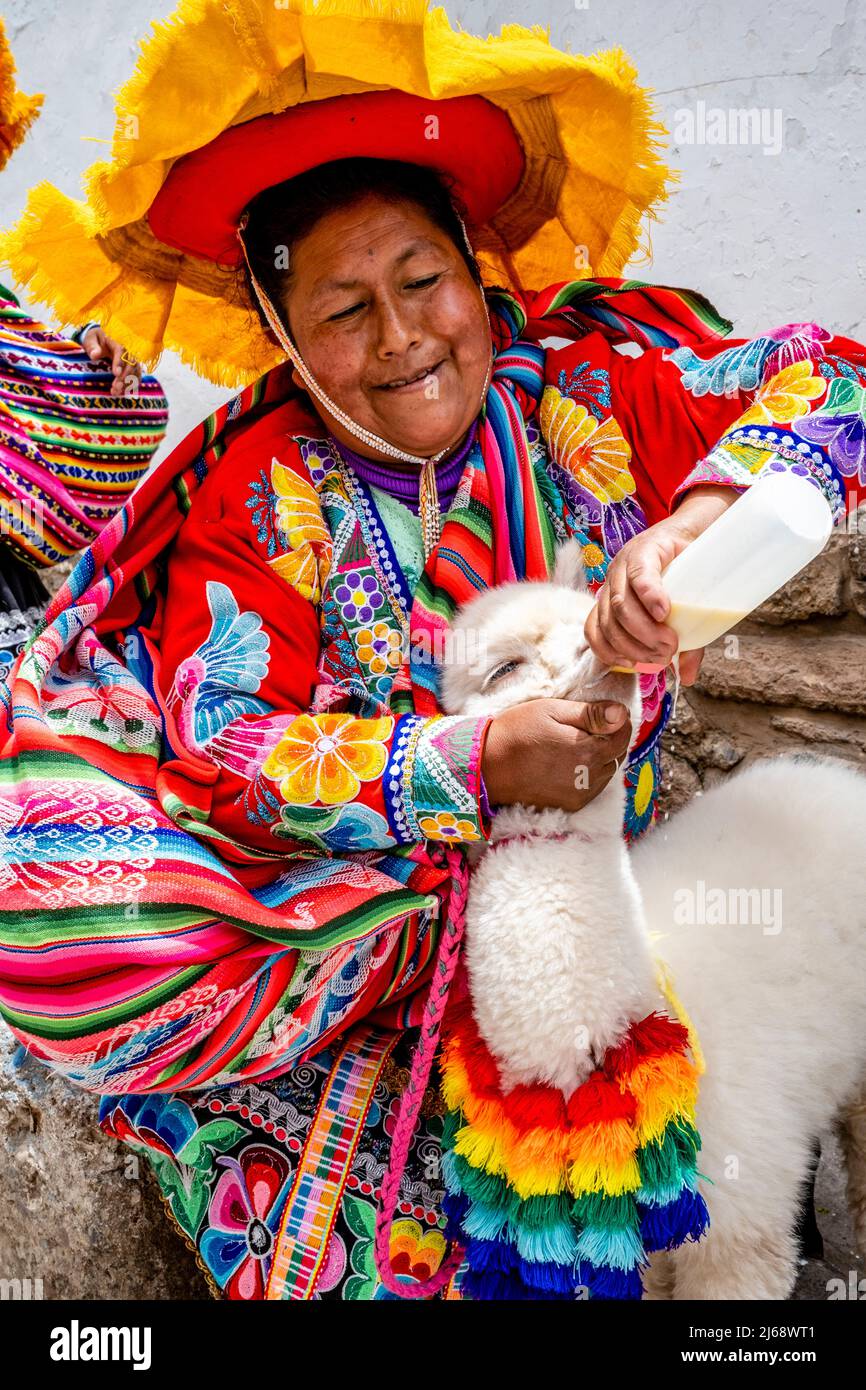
[373,296,421,357]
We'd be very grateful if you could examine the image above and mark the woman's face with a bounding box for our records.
[281,194,492,460]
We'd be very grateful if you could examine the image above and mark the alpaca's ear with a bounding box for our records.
[551,538,588,592]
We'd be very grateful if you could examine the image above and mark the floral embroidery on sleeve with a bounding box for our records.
[794,377,866,488]
[261,713,394,805]
[669,325,866,522]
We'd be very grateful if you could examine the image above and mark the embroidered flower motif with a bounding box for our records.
[200,1146,292,1301]
[334,570,385,624]
[735,360,826,427]
[386,1219,447,1285]
[556,360,612,420]
[268,460,332,603]
[624,755,656,841]
[417,810,481,842]
[314,1231,348,1296]
[342,1198,447,1300]
[557,472,603,531]
[262,713,393,805]
[276,800,393,851]
[356,621,404,675]
[603,495,648,559]
[100,1093,198,1160]
[99,1095,247,1242]
[639,670,665,726]
[297,441,330,485]
[793,377,866,485]
[763,322,832,375]
[540,388,636,504]
[581,540,608,585]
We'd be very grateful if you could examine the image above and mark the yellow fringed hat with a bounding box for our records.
[0,0,677,387]
[0,17,43,172]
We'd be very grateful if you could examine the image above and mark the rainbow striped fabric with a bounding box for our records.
[439,967,708,1299]
[0,285,168,568]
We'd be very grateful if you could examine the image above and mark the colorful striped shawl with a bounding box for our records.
[0,277,729,1095]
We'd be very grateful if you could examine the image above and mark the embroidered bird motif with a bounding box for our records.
[168,581,273,755]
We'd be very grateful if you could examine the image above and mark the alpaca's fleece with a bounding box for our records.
[440,538,866,1299]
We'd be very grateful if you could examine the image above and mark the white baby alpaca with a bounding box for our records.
[439,540,866,1300]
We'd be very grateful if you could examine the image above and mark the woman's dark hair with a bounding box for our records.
[240,156,482,333]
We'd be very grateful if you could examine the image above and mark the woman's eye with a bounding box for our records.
[483,659,521,689]
[327,302,365,322]
[406,273,442,290]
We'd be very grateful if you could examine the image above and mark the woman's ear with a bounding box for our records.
[551,538,589,592]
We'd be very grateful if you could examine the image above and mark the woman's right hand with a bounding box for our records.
[480,698,631,812]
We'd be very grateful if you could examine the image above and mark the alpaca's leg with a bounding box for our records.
[669,1225,798,1301]
[839,1082,866,1258]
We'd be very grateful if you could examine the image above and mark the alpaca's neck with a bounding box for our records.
[486,790,623,848]
[467,792,662,1094]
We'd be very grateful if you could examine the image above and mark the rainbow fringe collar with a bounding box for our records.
[439,989,709,1300]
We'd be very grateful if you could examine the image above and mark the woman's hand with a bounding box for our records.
[584,485,739,686]
[481,697,632,812]
[81,326,143,398]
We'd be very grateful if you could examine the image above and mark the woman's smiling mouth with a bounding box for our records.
[375,357,446,391]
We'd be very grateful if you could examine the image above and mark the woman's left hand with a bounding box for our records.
[81,326,143,398]
[584,485,740,687]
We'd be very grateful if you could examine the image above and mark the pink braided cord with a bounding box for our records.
[373,843,469,1298]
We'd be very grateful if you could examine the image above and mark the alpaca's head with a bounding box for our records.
[439,539,642,739]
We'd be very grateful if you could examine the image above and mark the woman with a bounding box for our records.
[1,0,863,1299]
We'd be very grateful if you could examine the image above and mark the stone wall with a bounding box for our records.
[660,513,866,815]
[0,1030,207,1300]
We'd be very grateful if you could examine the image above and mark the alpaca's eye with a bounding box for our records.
[483,659,522,690]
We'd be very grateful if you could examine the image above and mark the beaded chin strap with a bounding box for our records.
[237,212,493,560]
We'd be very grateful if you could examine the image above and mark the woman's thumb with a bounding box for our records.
[563,700,628,735]
[591,701,628,734]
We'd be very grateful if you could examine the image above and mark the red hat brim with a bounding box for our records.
[148,90,525,267]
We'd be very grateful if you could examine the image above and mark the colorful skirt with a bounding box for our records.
[99,1021,462,1300]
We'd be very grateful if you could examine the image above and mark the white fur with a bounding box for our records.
[439,539,866,1300]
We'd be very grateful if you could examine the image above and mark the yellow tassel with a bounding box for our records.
[504,1124,572,1174]
[655,956,706,1074]
[568,1152,642,1199]
[567,1117,637,1170]
[629,1052,699,1146]
[453,1122,509,1178]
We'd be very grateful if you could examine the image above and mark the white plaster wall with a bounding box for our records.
[2,0,864,459]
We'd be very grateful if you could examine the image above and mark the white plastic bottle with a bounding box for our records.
[611,471,834,669]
